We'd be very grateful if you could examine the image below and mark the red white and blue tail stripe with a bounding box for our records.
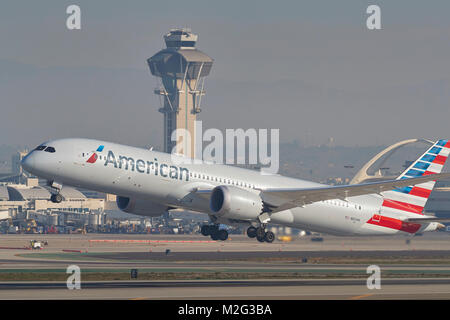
[380,139,450,216]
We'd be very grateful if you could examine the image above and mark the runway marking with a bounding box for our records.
[348,293,374,300]
[130,297,148,300]
[89,240,217,244]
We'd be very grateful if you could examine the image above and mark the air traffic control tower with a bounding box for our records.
[147,28,213,157]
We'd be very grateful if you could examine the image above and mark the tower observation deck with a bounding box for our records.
[147,28,213,157]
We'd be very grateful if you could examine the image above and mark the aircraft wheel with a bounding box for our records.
[210,226,219,240]
[201,225,211,236]
[256,227,265,239]
[218,229,228,241]
[264,231,275,243]
[256,234,265,243]
[51,194,63,203]
[256,236,266,242]
[247,226,257,238]
[210,231,219,241]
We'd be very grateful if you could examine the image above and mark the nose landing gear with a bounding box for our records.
[50,193,63,203]
[48,181,63,203]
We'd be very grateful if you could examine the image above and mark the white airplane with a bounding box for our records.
[21,138,450,243]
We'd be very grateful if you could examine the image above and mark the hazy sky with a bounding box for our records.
[1,1,450,148]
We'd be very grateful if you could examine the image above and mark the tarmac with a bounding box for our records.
[2,279,450,300]
[1,232,450,299]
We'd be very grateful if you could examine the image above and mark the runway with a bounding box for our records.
[1,233,450,299]
[2,277,450,289]
[1,278,450,300]
[64,249,450,261]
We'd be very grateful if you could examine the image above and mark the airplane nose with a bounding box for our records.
[21,152,35,173]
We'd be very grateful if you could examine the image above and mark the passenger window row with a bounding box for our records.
[189,172,255,189]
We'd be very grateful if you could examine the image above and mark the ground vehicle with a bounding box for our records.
[30,240,42,249]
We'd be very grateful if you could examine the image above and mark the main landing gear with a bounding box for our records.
[48,181,63,203]
[201,225,228,241]
[247,226,275,243]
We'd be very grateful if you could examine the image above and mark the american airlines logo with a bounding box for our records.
[102,149,190,181]
[86,145,104,164]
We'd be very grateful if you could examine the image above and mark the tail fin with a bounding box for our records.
[381,139,450,215]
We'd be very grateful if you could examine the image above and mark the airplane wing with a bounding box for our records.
[191,187,214,200]
[259,172,450,213]
[405,216,450,223]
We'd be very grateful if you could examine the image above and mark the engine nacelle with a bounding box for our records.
[116,196,168,217]
[210,185,263,220]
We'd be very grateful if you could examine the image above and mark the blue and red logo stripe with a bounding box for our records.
[433,155,447,165]
[408,186,432,198]
[394,186,432,198]
[86,145,104,164]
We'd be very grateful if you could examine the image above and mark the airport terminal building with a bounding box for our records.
[0,181,105,233]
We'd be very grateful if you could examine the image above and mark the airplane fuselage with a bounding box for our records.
[21,138,436,236]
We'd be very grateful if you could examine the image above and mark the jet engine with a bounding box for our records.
[116,196,168,217]
[209,185,263,220]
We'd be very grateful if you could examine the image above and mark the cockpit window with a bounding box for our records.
[44,146,56,153]
[34,145,46,151]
